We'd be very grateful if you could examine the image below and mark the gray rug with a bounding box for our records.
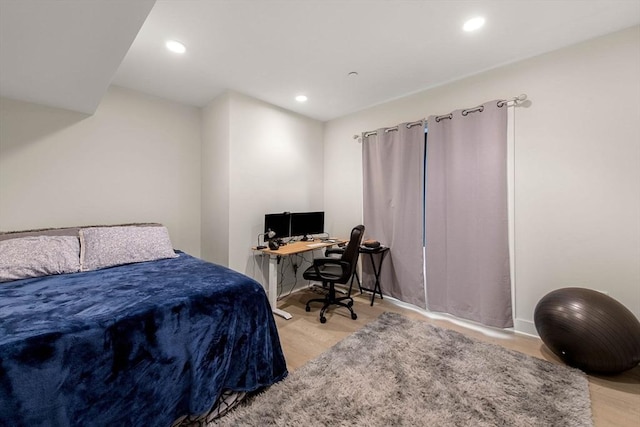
[214,312,592,426]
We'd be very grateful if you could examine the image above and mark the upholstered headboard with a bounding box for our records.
[0,223,162,241]
[0,226,79,241]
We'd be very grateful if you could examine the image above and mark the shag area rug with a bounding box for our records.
[213,312,592,426]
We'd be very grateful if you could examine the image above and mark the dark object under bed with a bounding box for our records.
[0,251,287,426]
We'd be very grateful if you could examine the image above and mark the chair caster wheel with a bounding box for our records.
[320,316,327,324]
[305,306,310,312]
[351,313,358,320]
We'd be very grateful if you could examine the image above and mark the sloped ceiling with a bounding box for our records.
[1,0,639,120]
[0,0,155,114]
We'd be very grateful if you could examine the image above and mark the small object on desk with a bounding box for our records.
[268,240,280,250]
[306,242,325,248]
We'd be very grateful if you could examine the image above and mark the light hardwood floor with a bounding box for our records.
[274,288,640,427]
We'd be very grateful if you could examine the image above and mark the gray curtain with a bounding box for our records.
[362,122,425,308]
[425,101,513,328]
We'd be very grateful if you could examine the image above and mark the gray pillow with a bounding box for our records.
[0,236,81,282]
[80,226,177,272]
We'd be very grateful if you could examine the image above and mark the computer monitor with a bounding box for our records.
[264,212,291,239]
[290,211,324,237]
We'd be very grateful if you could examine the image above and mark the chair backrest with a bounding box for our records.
[341,225,365,277]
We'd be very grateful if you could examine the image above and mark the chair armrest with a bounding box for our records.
[312,258,351,281]
[325,247,345,257]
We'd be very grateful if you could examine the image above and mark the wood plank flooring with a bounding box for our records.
[274,288,640,427]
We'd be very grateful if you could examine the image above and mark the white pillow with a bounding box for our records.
[0,236,81,282]
[79,226,177,271]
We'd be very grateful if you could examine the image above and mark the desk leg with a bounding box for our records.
[268,255,292,320]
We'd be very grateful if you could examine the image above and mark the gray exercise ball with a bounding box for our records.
[534,287,640,374]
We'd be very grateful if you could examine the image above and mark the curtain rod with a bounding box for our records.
[435,93,527,122]
[360,120,424,138]
[353,94,527,141]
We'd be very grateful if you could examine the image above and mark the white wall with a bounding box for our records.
[201,92,230,264]
[0,86,202,255]
[323,26,640,334]
[201,91,324,280]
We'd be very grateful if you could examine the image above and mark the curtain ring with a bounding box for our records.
[406,120,424,129]
[497,100,506,108]
[462,105,484,116]
[435,113,452,123]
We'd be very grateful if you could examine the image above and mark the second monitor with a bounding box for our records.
[290,211,324,238]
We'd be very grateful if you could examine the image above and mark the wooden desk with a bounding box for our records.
[254,239,346,319]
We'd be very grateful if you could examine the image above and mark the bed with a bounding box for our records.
[0,224,287,426]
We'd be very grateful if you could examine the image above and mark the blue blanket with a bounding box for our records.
[0,252,287,426]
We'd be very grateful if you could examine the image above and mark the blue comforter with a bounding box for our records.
[0,252,287,427]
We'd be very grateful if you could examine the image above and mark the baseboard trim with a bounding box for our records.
[514,318,538,337]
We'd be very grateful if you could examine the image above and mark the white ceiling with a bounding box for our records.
[2,1,640,121]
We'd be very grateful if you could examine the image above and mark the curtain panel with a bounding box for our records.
[362,123,426,308]
[425,101,513,328]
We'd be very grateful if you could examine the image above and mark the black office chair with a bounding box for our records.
[304,225,365,323]
[324,246,361,296]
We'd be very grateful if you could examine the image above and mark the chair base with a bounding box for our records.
[305,293,357,324]
[309,282,349,296]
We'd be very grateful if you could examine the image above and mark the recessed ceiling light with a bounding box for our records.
[348,71,359,77]
[463,16,485,32]
[166,40,186,53]
[295,95,308,102]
